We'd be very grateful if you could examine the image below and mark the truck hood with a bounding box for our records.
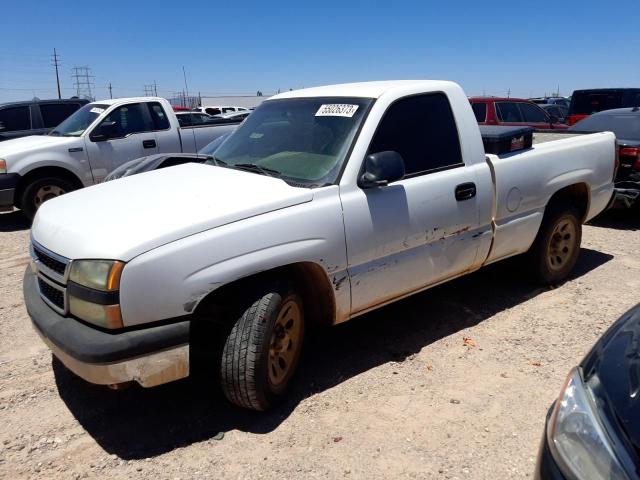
[0,135,80,161]
[31,163,314,260]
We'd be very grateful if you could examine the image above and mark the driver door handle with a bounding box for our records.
[455,182,476,201]
[143,139,156,149]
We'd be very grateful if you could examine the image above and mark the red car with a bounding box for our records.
[469,97,568,130]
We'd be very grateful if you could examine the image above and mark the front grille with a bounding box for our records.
[33,245,67,276]
[38,278,64,310]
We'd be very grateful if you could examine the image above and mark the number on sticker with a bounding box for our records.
[315,104,359,117]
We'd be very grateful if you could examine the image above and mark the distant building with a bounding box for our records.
[198,95,268,109]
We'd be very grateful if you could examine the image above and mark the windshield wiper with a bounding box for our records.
[233,163,283,178]
[206,155,228,167]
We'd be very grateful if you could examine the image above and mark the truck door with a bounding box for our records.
[84,103,158,181]
[340,93,486,315]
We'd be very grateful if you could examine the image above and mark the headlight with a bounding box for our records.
[68,260,124,329]
[0,159,6,174]
[547,367,629,480]
[69,260,124,291]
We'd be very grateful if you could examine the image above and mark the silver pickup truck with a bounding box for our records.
[0,97,238,219]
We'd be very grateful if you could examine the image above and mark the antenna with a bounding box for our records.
[182,66,198,148]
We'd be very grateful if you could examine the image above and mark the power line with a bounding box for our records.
[71,66,94,100]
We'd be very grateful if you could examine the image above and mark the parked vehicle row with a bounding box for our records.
[23,80,616,414]
[470,97,568,129]
[193,105,250,116]
[0,97,241,219]
[0,98,89,142]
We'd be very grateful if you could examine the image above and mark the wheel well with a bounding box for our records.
[15,167,84,208]
[193,262,336,329]
[547,183,590,222]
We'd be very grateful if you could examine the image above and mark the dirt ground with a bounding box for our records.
[0,209,638,480]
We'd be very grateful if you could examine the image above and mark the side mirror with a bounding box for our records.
[358,151,405,189]
[90,121,118,141]
[549,114,559,124]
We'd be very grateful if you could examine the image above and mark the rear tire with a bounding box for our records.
[220,283,304,411]
[20,176,75,221]
[527,204,582,285]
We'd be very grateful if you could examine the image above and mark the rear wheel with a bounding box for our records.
[220,283,304,411]
[527,205,582,285]
[20,176,75,221]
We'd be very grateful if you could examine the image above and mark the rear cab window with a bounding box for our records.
[147,102,170,130]
[368,93,463,177]
[471,103,487,122]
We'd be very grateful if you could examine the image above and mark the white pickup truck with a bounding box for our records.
[0,97,238,219]
[23,80,616,411]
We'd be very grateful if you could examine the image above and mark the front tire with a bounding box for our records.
[220,284,304,411]
[527,205,582,285]
[20,176,75,221]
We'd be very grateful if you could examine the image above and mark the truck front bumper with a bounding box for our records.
[23,267,190,388]
[0,172,21,211]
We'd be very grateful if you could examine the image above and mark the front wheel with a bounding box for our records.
[527,205,582,285]
[220,284,305,411]
[20,176,75,221]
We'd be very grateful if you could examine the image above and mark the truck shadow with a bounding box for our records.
[588,209,640,231]
[0,210,30,232]
[53,247,613,459]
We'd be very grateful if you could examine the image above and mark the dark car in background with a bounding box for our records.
[569,107,640,208]
[535,304,640,480]
[530,97,571,109]
[469,97,568,130]
[0,98,89,141]
[540,104,569,124]
[567,88,640,126]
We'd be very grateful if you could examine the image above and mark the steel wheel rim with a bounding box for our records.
[547,218,576,271]
[34,185,66,207]
[268,299,302,388]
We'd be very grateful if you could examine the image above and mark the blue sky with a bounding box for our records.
[1,0,638,102]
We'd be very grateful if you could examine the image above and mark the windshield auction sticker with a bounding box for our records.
[315,104,359,117]
[90,107,105,114]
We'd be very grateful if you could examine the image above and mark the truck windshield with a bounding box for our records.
[49,103,108,137]
[208,97,374,186]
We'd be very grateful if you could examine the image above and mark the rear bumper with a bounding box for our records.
[0,172,20,211]
[23,267,190,387]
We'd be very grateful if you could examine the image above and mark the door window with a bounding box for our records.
[368,93,463,177]
[0,106,31,131]
[40,103,82,128]
[101,103,150,137]
[495,102,523,122]
[518,103,548,123]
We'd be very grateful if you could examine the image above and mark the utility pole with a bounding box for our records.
[51,48,62,99]
[108,82,113,99]
[507,88,511,98]
[143,85,154,96]
[153,80,158,96]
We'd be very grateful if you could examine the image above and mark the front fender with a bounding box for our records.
[118,187,349,327]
